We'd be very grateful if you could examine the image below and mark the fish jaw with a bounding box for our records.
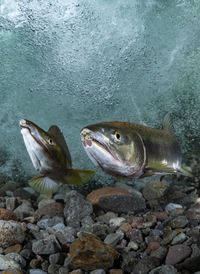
[20,122,54,174]
[80,128,138,177]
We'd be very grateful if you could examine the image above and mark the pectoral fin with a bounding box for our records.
[179,166,193,177]
[145,162,176,175]
[29,175,59,195]
[65,169,95,185]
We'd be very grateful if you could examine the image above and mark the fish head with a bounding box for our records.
[80,122,146,178]
[20,119,66,174]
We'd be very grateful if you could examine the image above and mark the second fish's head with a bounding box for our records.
[80,122,145,178]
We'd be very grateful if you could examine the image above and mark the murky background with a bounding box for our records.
[1,0,200,182]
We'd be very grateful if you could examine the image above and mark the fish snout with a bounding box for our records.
[80,128,93,147]
[19,119,28,127]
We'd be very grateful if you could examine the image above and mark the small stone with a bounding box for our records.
[90,270,106,274]
[0,254,21,270]
[127,241,138,251]
[5,253,26,268]
[6,197,18,211]
[97,212,118,224]
[114,183,143,197]
[149,265,177,274]
[165,244,192,265]
[171,232,187,245]
[66,232,118,271]
[153,211,168,221]
[13,188,31,199]
[35,202,64,219]
[0,221,26,248]
[14,202,34,220]
[37,216,64,229]
[126,229,143,243]
[20,248,32,260]
[109,270,123,274]
[32,237,61,255]
[109,217,125,227]
[119,223,132,233]
[58,267,69,274]
[150,246,168,260]
[121,251,138,272]
[47,223,76,244]
[29,270,48,274]
[162,230,178,245]
[165,203,183,212]
[169,215,188,228]
[64,191,93,228]
[38,199,55,208]
[4,244,22,254]
[142,181,169,205]
[146,242,160,255]
[104,233,122,247]
[69,270,82,274]
[41,260,49,272]
[48,264,60,274]
[133,256,160,274]
[130,217,143,228]
[49,253,60,265]
[1,269,23,274]
[0,209,17,221]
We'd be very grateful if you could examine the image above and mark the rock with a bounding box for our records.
[168,215,188,228]
[29,270,48,274]
[0,254,21,270]
[1,269,23,274]
[32,236,61,255]
[150,246,168,260]
[38,199,55,208]
[90,270,106,274]
[69,270,82,274]
[97,212,118,224]
[49,253,60,265]
[66,232,118,270]
[47,223,76,244]
[81,223,109,239]
[48,264,60,274]
[126,229,143,243]
[127,241,139,251]
[109,270,123,274]
[20,248,32,260]
[162,230,178,245]
[177,255,200,272]
[35,202,64,219]
[104,233,123,247]
[5,253,26,268]
[0,182,21,196]
[0,209,17,221]
[149,265,178,274]
[0,221,26,248]
[58,267,69,274]
[130,217,144,227]
[6,197,18,211]
[119,223,132,233]
[142,181,169,206]
[87,187,132,207]
[98,194,146,213]
[37,217,64,229]
[133,256,160,274]
[14,202,34,220]
[165,244,192,265]
[4,244,22,254]
[114,183,143,197]
[171,232,187,245]
[109,217,125,227]
[121,251,138,272]
[165,203,183,212]
[13,188,32,199]
[64,191,93,228]
[146,242,160,255]
[153,211,168,221]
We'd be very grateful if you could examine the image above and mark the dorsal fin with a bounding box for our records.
[48,125,72,168]
[162,113,175,134]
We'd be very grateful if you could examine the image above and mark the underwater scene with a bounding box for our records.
[1,0,200,273]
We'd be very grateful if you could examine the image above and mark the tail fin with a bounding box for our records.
[64,169,95,186]
[29,175,59,195]
[179,166,193,177]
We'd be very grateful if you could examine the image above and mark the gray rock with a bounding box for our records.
[169,215,188,228]
[38,199,55,209]
[37,217,64,229]
[49,253,60,265]
[48,264,60,273]
[32,237,61,255]
[165,244,192,265]
[14,202,34,220]
[0,221,26,248]
[127,241,139,251]
[104,233,123,247]
[177,255,200,273]
[171,232,187,245]
[142,181,169,204]
[114,182,143,197]
[5,252,26,268]
[29,270,48,274]
[81,215,94,227]
[58,267,69,274]
[47,223,76,244]
[90,270,106,274]
[97,212,118,224]
[109,217,125,227]
[27,223,40,233]
[121,251,138,272]
[33,230,50,240]
[133,257,160,274]
[20,248,32,260]
[149,265,177,274]
[150,246,168,260]
[6,197,18,211]
[64,191,93,228]
[13,188,32,199]
[80,223,109,238]
[165,203,183,212]
[0,254,21,270]
[99,194,146,213]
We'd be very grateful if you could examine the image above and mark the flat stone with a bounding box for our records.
[114,183,143,197]
[133,256,160,274]
[49,253,60,265]
[29,270,48,274]
[35,202,64,219]
[165,203,183,212]
[32,236,61,255]
[109,217,125,227]
[14,203,34,220]
[48,264,60,274]
[169,215,188,228]
[4,244,22,254]
[149,265,177,274]
[5,253,26,268]
[146,242,160,255]
[165,244,192,265]
[90,269,106,274]
[104,233,122,247]
[150,246,168,260]
[142,181,169,205]
[6,197,18,211]
[37,216,64,229]
[64,191,93,228]
[66,232,118,271]
[171,232,187,245]
[38,199,55,208]
[0,221,26,248]
[47,223,76,244]
[98,194,146,213]
[0,254,21,270]
[0,209,17,221]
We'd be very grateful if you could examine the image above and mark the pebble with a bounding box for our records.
[32,237,61,255]
[48,264,60,273]
[0,221,26,248]
[0,254,21,270]
[127,241,139,251]
[37,216,64,229]
[169,215,188,228]
[47,223,76,243]
[58,267,69,274]
[90,270,106,274]
[14,202,34,220]
[4,244,22,254]
[5,253,26,268]
[49,253,60,265]
[171,232,187,245]
[38,199,55,208]
[29,270,48,274]
[142,181,169,205]
[104,233,123,247]
[133,256,160,274]
[114,182,143,197]
[109,270,123,274]
[6,197,18,211]
[165,203,183,212]
[1,270,23,274]
[146,241,160,254]
[109,217,125,227]
[0,208,17,221]
[35,202,64,219]
[150,246,168,260]
[165,244,192,265]
[64,191,93,228]
[149,265,178,274]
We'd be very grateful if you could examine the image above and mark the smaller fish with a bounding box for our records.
[80,114,192,179]
[20,119,95,195]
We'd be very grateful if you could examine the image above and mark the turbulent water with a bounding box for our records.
[0,0,200,181]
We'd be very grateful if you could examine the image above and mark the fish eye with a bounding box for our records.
[48,138,53,145]
[114,131,121,141]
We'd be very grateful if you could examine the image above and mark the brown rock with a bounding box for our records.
[0,208,17,221]
[2,270,23,274]
[66,232,118,270]
[4,243,22,254]
[35,202,64,219]
[120,223,132,233]
[129,217,144,228]
[165,244,192,265]
[154,211,168,221]
[69,270,83,274]
[87,187,132,207]
[109,270,123,274]
[146,242,160,255]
